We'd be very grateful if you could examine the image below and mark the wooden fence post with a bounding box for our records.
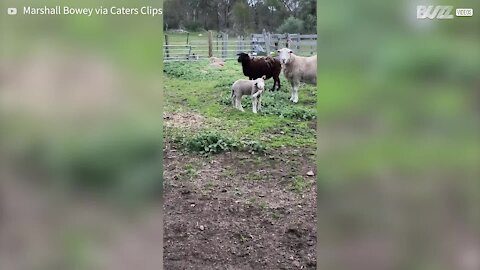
[208,31,213,58]
[286,33,290,48]
[297,35,301,51]
[165,34,170,59]
[237,36,241,54]
[265,32,271,54]
[222,33,228,59]
[251,34,254,53]
[240,36,244,52]
[311,36,315,55]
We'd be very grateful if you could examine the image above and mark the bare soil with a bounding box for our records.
[163,140,317,269]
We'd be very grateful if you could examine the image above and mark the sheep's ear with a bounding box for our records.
[262,75,266,79]
[254,83,258,87]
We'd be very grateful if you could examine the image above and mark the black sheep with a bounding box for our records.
[237,52,282,91]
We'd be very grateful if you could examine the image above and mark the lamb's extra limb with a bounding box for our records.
[252,96,258,113]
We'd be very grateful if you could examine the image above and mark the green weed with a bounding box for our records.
[290,176,309,193]
[176,130,267,155]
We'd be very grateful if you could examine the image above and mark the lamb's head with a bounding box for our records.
[237,52,251,64]
[277,48,294,65]
[254,76,266,91]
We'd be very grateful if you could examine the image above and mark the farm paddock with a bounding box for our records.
[163,60,317,269]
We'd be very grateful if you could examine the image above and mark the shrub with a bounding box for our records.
[184,131,240,154]
[175,130,267,155]
[277,17,305,34]
[243,140,267,154]
[184,22,203,32]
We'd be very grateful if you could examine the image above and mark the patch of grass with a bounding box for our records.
[221,168,236,178]
[173,130,267,155]
[219,90,316,121]
[268,135,316,148]
[233,188,243,196]
[247,197,268,210]
[290,176,309,193]
[184,131,239,154]
[244,173,264,182]
[164,60,316,149]
[176,162,201,181]
[271,212,283,220]
[205,181,217,190]
[258,201,268,210]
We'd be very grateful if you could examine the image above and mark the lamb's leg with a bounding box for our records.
[257,96,262,111]
[276,76,281,91]
[237,96,245,112]
[252,97,258,113]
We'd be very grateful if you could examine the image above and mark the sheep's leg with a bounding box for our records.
[289,81,295,101]
[257,96,262,111]
[252,97,257,114]
[292,84,299,103]
[272,76,279,91]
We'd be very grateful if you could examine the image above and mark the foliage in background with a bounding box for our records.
[163,0,316,34]
[277,16,305,34]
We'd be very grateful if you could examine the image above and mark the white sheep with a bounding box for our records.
[231,76,266,113]
[277,48,317,103]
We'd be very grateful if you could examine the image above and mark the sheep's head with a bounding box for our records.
[277,48,293,65]
[254,78,265,91]
[237,53,250,63]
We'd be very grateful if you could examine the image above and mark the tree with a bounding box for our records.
[164,0,316,33]
[277,16,304,34]
[232,1,252,34]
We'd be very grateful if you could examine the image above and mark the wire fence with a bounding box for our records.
[163,31,317,62]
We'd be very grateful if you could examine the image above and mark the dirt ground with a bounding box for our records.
[163,139,317,269]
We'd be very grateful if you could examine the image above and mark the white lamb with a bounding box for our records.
[277,48,317,103]
[231,76,266,113]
